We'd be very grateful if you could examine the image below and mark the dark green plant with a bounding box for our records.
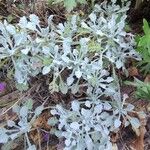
[136,19,150,76]
[126,78,150,100]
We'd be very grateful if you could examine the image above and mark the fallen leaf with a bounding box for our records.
[146,103,150,112]
[129,112,146,150]
[128,67,139,77]
[30,111,52,145]
[111,133,119,143]
[29,130,42,145]
[33,111,51,129]
[144,74,150,83]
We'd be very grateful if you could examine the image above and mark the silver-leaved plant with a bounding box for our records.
[49,91,141,150]
[0,0,141,94]
[0,100,44,150]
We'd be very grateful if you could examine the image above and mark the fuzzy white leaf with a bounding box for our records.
[103,102,112,110]
[19,16,28,28]
[7,120,15,127]
[29,14,40,25]
[85,135,94,150]
[12,104,20,113]
[65,139,71,147]
[9,133,19,140]
[89,13,97,23]
[75,70,82,78]
[0,133,8,143]
[94,125,102,132]
[48,15,54,26]
[106,77,114,83]
[48,117,58,126]
[85,126,90,131]
[27,22,36,30]
[116,59,123,69]
[50,109,58,115]
[61,55,70,63]
[14,34,27,46]
[126,104,134,111]
[35,105,44,116]
[20,106,28,118]
[67,75,74,86]
[42,46,50,55]
[114,119,121,128]
[94,104,102,113]
[27,145,36,150]
[70,122,80,130]
[71,101,80,111]
[81,108,91,118]
[96,30,105,36]
[63,37,72,54]
[81,22,90,29]
[42,66,51,75]
[71,83,79,94]
[130,117,140,129]
[6,24,16,35]
[59,82,68,94]
[21,48,30,55]
[85,101,91,108]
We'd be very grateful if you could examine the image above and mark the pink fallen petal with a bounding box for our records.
[0,82,6,92]
[43,133,49,142]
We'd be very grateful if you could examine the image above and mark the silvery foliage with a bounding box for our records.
[48,70,142,150]
[49,92,141,150]
[81,0,141,71]
[0,0,140,94]
[0,1,143,150]
[0,102,44,150]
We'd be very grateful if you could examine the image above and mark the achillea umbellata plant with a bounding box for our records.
[0,100,44,150]
[49,93,140,150]
[0,0,140,94]
[0,0,143,150]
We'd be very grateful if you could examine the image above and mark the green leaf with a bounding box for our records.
[25,99,33,110]
[64,0,77,12]
[35,105,44,116]
[143,19,150,35]
[43,57,53,66]
[138,35,150,48]
[16,83,29,91]
[48,117,58,126]
[77,0,86,4]
[88,39,102,52]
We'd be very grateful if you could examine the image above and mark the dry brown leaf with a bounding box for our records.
[129,113,146,150]
[146,103,150,112]
[144,74,150,83]
[33,111,51,129]
[30,111,52,145]
[111,133,119,143]
[128,66,139,77]
[30,130,42,145]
